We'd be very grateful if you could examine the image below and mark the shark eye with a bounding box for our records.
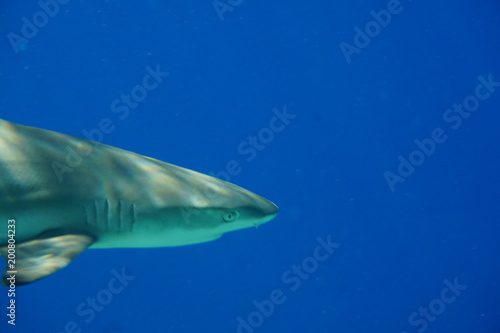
[223,210,240,222]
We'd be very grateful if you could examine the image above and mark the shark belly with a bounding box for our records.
[91,226,223,249]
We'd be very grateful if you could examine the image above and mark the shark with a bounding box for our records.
[0,118,278,286]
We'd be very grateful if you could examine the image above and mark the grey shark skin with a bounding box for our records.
[0,119,278,285]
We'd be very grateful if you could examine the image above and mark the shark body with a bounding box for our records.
[0,119,278,285]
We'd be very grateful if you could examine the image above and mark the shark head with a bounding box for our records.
[89,159,279,248]
[125,169,280,247]
[179,179,279,234]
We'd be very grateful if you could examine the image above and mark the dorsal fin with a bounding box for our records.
[0,233,94,286]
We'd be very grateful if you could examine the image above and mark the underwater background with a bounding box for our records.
[1,1,500,332]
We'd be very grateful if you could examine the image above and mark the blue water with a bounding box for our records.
[1,1,500,332]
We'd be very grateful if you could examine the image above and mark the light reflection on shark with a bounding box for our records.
[0,119,278,285]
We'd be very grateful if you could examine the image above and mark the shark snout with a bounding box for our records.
[249,194,279,224]
[261,198,279,218]
[223,181,278,219]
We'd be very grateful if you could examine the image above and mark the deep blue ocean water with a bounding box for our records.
[1,1,499,332]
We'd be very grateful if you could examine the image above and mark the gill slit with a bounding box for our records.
[131,203,137,230]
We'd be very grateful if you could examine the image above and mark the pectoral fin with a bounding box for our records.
[0,233,94,286]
